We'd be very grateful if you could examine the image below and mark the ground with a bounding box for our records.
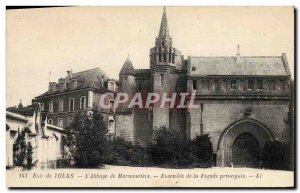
[7,165,294,188]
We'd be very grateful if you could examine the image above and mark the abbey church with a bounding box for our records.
[29,7,293,168]
[116,7,293,167]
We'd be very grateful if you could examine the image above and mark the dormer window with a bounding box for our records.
[108,81,115,91]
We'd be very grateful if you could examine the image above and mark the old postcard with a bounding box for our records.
[6,6,295,188]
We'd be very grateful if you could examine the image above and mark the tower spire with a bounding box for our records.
[158,6,169,38]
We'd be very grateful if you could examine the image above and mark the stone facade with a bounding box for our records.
[29,7,293,167]
[116,7,293,167]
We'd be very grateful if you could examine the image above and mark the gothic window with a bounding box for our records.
[269,80,276,90]
[215,80,220,90]
[162,41,165,46]
[159,54,162,62]
[69,98,74,111]
[231,80,237,90]
[169,47,172,53]
[248,80,254,90]
[172,55,175,64]
[163,54,167,62]
[58,118,63,128]
[160,74,164,86]
[192,80,197,90]
[49,101,53,113]
[169,54,172,63]
[280,80,285,90]
[59,100,64,112]
[80,96,86,110]
[257,80,263,90]
[207,80,212,90]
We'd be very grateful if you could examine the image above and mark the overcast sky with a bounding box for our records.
[7,6,294,107]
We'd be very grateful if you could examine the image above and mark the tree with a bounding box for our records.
[66,107,108,168]
[26,142,33,169]
[13,127,33,169]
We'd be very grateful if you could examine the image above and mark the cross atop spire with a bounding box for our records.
[158,6,169,38]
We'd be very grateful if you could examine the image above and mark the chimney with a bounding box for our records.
[67,70,73,78]
[101,76,104,87]
[236,44,241,63]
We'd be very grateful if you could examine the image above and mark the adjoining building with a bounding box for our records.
[6,102,66,169]
[35,68,118,137]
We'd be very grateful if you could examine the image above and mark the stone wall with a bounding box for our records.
[115,113,135,142]
[188,99,291,152]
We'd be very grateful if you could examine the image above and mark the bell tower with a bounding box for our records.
[150,7,183,130]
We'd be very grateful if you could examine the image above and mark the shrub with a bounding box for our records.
[104,137,150,166]
[190,135,213,168]
[262,141,290,170]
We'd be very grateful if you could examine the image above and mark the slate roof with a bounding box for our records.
[188,54,290,77]
[6,106,35,116]
[120,56,135,75]
[36,67,109,97]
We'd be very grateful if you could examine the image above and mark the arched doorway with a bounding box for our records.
[232,133,260,168]
[217,118,274,167]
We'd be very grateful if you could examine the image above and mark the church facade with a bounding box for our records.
[115,7,293,167]
[33,7,293,167]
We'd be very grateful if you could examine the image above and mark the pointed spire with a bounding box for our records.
[158,6,169,38]
[237,44,240,55]
[120,55,135,75]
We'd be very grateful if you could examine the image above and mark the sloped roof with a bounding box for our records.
[134,69,150,78]
[36,68,109,97]
[188,55,289,76]
[120,56,135,75]
[66,67,109,89]
[6,106,35,116]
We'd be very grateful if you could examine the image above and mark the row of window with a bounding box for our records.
[48,117,73,128]
[192,79,285,91]
[151,53,175,64]
[41,96,87,113]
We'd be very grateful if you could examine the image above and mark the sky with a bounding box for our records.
[6,6,294,107]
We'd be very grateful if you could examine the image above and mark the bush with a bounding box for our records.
[262,141,290,170]
[150,127,213,168]
[104,137,150,166]
[190,135,213,168]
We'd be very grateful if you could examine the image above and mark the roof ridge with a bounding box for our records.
[190,56,282,58]
[73,67,99,75]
